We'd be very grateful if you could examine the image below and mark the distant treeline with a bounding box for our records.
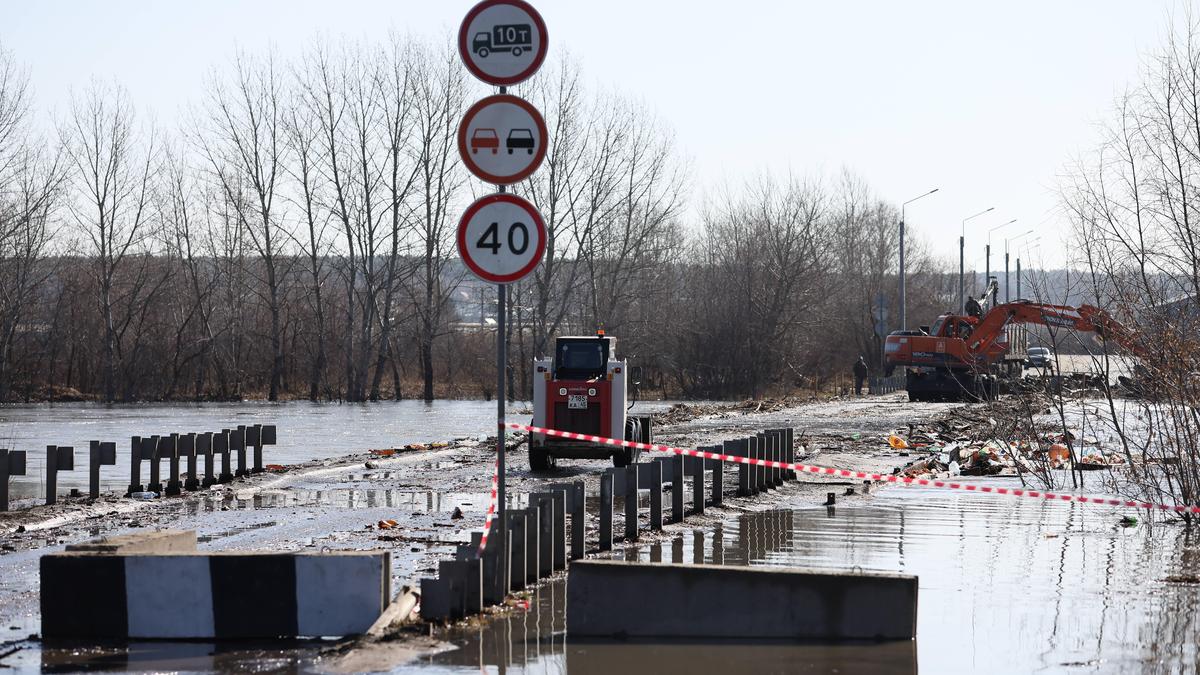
[0,36,962,403]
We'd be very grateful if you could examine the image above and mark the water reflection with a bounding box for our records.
[34,640,321,672]
[418,484,1200,673]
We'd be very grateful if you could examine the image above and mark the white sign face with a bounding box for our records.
[458,0,548,86]
[457,193,547,284]
[458,94,547,185]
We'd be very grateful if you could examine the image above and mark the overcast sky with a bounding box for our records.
[1,0,1181,269]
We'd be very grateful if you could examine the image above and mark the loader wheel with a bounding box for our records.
[530,446,555,472]
[613,418,642,467]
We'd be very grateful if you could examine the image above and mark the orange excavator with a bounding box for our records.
[884,290,1141,402]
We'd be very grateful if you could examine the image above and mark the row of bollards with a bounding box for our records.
[420,428,796,621]
[0,424,277,512]
[126,424,278,497]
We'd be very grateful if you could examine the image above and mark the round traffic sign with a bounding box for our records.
[458,94,548,185]
[458,0,548,86]
[457,193,547,284]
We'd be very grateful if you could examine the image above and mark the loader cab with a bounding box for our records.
[931,315,975,340]
[553,337,612,381]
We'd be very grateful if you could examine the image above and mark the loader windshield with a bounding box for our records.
[553,339,609,380]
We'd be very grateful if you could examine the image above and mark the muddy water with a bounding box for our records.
[0,400,688,500]
[417,482,1200,674]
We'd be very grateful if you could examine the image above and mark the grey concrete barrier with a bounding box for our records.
[549,481,586,561]
[88,441,116,499]
[599,472,614,551]
[567,560,918,641]
[0,448,27,511]
[127,436,143,496]
[41,548,391,639]
[45,445,74,506]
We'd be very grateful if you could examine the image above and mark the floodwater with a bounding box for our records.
[0,400,686,500]
[7,478,1198,672]
[414,482,1200,674]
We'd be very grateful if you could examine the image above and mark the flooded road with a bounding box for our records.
[412,483,1200,674]
[0,400,693,500]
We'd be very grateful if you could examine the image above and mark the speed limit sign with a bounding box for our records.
[456,193,546,284]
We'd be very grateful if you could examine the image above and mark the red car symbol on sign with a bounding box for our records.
[471,128,500,154]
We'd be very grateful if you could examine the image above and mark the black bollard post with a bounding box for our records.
[0,449,27,512]
[712,444,726,506]
[88,441,116,499]
[737,438,751,497]
[181,433,199,490]
[145,436,162,494]
[671,454,685,523]
[127,436,143,496]
[246,424,262,473]
[233,426,248,478]
[786,428,796,480]
[755,432,767,493]
[570,480,585,560]
[163,434,182,497]
[690,453,705,515]
[45,445,73,506]
[523,506,539,584]
[506,511,526,592]
[216,430,233,483]
[624,464,638,542]
[599,471,614,551]
[199,432,215,487]
[641,462,663,531]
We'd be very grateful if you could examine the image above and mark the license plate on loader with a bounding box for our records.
[568,394,587,409]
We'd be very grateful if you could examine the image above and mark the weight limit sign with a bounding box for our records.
[456,193,547,284]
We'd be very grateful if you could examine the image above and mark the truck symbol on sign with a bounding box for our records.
[506,128,534,154]
[473,24,533,58]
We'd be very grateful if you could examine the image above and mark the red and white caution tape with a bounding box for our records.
[508,422,1200,515]
[477,457,500,553]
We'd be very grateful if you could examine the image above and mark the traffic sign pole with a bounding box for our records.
[459,0,549,599]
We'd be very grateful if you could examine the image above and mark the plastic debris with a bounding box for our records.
[129,492,158,500]
[888,434,909,449]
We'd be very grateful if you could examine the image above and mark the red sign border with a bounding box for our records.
[457,192,547,285]
[457,94,549,186]
[458,0,549,87]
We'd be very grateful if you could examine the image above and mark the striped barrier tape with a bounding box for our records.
[506,422,1200,515]
[477,457,500,553]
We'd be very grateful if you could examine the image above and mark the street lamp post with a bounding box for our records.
[960,207,994,313]
[1004,230,1035,302]
[899,187,939,331]
[986,218,1017,306]
[1017,238,1041,300]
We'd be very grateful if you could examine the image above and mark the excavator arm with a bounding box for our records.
[965,301,1142,359]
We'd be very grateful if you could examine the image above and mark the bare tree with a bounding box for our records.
[196,50,291,400]
[62,80,158,402]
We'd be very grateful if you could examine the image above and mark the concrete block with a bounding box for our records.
[144,437,161,493]
[66,530,197,554]
[550,490,566,571]
[567,560,918,641]
[181,433,199,490]
[45,445,74,506]
[523,506,539,584]
[639,462,662,530]
[531,494,553,578]
[233,426,248,478]
[215,430,232,483]
[438,559,469,618]
[42,550,390,638]
[198,432,215,487]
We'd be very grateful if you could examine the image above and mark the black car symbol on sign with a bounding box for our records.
[473,24,533,58]
[506,128,535,154]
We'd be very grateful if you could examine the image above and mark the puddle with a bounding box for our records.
[188,490,492,513]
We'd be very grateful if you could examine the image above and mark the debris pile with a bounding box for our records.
[888,401,1126,479]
